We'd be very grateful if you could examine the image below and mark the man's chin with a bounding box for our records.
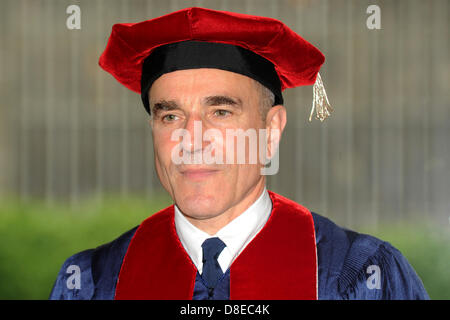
[181,211,222,222]
[176,197,224,220]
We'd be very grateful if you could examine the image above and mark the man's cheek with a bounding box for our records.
[153,146,172,184]
[154,137,176,161]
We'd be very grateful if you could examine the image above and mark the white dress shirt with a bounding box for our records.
[174,187,272,275]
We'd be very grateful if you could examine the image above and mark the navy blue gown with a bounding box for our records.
[49,212,429,300]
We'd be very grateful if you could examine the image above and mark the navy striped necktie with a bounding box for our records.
[201,237,226,290]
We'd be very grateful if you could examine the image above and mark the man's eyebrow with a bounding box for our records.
[203,95,242,107]
[151,100,179,114]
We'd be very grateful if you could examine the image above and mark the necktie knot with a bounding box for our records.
[202,237,226,261]
[201,237,226,290]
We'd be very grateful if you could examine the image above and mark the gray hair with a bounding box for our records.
[253,79,275,123]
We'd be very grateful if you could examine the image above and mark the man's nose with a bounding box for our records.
[181,114,208,155]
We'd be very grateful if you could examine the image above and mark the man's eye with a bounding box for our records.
[162,114,179,122]
[214,109,232,117]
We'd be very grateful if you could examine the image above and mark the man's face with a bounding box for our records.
[149,68,270,222]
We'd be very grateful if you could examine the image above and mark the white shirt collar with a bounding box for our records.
[174,187,272,274]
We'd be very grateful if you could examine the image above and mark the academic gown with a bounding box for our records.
[49,191,429,300]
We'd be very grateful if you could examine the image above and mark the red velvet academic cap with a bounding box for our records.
[99,7,332,121]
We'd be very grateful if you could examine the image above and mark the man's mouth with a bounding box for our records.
[179,167,220,180]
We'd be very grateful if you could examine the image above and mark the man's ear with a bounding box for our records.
[264,105,287,159]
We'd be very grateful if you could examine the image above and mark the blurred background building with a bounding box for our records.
[0,0,449,229]
[1,0,449,300]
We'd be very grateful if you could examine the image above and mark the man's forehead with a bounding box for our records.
[149,96,244,113]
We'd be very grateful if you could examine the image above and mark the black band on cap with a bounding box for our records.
[140,40,283,114]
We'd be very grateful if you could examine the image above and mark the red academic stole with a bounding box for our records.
[114,191,317,299]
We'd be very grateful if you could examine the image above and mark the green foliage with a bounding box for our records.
[0,194,172,299]
[0,196,448,299]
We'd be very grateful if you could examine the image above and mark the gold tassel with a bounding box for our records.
[308,73,333,122]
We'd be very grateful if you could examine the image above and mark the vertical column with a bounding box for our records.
[69,2,80,205]
[19,0,30,200]
[345,0,354,227]
[421,1,431,220]
[45,0,55,203]
[369,1,380,229]
[394,0,405,222]
[96,0,104,203]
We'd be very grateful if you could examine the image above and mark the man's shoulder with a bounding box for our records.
[49,226,138,300]
[311,212,384,256]
[311,212,429,299]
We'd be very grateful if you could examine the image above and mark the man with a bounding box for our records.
[49,7,428,300]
